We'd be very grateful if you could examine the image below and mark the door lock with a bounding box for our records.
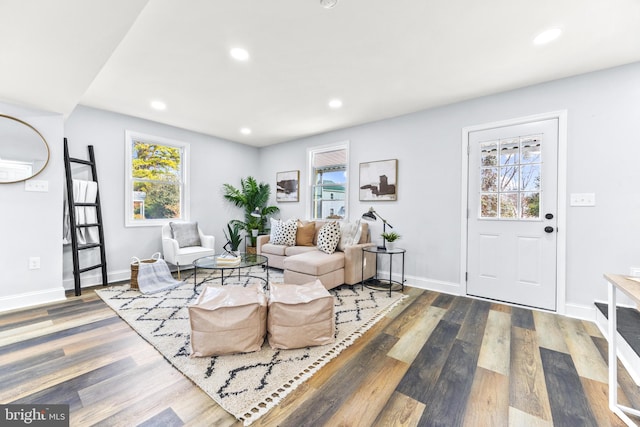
[545,213,554,220]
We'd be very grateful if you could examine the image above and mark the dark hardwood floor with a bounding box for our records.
[1,282,639,426]
[596,302,640,357]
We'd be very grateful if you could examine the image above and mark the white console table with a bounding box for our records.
[604,273,640,426]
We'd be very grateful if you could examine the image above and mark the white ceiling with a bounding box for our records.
[1,0,639,147]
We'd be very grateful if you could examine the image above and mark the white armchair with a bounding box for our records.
[162,222,215,279]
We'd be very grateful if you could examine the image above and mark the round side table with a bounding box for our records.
[361,246,406,296]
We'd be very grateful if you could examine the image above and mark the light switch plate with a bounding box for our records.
[25,180,49,192]
[570,193,595,206]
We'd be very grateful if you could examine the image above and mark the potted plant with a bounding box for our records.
[381,231,401,250]
[223,176,279,251]
[223,222,243,255]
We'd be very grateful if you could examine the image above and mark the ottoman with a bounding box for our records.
[188,285,267,357]
[267,279,335,350]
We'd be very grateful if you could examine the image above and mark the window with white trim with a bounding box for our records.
[309,142,348,220]
[125,131,189,227]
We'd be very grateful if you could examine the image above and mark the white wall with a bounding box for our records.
[258,62,640,319]
[3,63,638,316]
[62,106,260,289]
[0,102,65,311]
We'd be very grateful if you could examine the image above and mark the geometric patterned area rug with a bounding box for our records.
[95,267,406,425]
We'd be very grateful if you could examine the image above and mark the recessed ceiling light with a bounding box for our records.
[240,127,252,135]
[320,0,338,9]
[230,47,250,61]
[328,99,343,109]
[533,28,562,45]
[150,100,166,110]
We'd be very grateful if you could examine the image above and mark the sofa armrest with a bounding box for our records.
[342,242,376,285]
[256,234,271,254]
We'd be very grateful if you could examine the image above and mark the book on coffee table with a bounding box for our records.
[216,254,241,266]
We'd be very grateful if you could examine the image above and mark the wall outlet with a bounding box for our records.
[630,267,640,277]
[28,257,40,270]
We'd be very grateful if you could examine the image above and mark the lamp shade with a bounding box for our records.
[362,210,377,221]
[250,208,261,218]
[362,208,378,221]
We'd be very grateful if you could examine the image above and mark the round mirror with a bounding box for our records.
[0,114,50,183]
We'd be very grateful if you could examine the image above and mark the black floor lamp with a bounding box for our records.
[361,207,393,250]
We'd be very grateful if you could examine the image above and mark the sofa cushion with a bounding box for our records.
[338,219,363,251]
[317,221,341,254]
[284,268,344,290]
[284,251,344,276]
[284,245,319,256]
[296,220,316,246]
[170,221,201,248]
[270,218,297,246]
[261,243,287,256]
[357,222,369,244]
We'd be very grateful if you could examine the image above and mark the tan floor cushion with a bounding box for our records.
[267,280,335,349]
[189,285,267,357]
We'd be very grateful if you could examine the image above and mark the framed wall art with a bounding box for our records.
[276,170,299,202]
[359,159,397,201]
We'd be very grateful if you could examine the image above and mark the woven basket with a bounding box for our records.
[130,252,161,289]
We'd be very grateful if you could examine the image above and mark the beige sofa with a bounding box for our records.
[256,220,376,290]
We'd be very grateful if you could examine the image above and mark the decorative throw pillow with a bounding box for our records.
[270,218,297,246]
[170,221,201,248]
[316,221,341,254]
[296,220,316,246]
[270,217,280,241]
[338,220,362,251]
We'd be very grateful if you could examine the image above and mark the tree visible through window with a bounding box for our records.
[479,135,541,219]
[125,131,189,226]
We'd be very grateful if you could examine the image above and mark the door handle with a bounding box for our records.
[544,226,555,233]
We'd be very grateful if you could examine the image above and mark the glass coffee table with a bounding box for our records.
[193,253,269,290]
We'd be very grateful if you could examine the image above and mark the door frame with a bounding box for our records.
[460,111,568,313]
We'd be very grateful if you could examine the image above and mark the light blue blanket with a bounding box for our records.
[137,258,182,294]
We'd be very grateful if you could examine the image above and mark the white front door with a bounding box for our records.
[466,118,558,311]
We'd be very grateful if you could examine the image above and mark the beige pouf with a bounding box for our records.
[189,285,267,357]
[267,280,335,350]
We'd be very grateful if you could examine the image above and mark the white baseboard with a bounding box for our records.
[595,306,640,386]
[62,268,131,290]
[62,265,193,290]
[564,302,597,321]
[377,270,462,295]
[395,272,598,323]
[0,287,66,312]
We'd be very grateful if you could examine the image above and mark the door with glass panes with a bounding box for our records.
[467,119,558,311]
